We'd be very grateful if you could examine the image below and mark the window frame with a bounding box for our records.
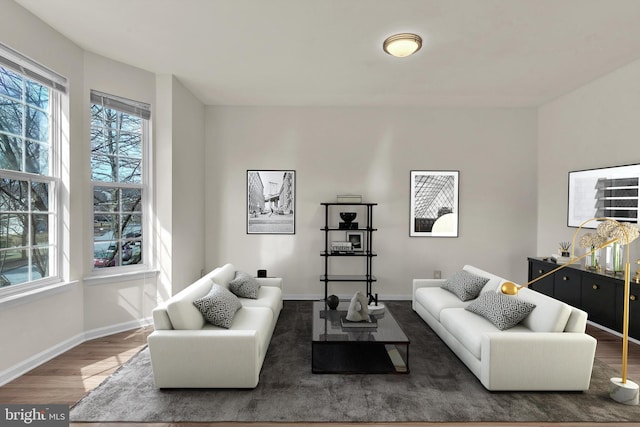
[89,91,150,276]
[0,51,65,297]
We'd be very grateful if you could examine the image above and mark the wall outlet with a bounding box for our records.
[434,270,442,279]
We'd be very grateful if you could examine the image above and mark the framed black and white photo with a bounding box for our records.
[410,170,459,237]
[247,170,295,234]
[346,230,364,252]
[568,163,639,228]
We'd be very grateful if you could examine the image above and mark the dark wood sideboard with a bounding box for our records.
[527,257,640,340]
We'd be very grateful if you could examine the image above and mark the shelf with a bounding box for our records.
[321,227,378,232]
[321,251,377,257]
[321,202,378,206]
[321,202,377,302]
[320,275,377,282]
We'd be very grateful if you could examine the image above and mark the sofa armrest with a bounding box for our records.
[413,278,446,295]
[480,332,597,391]
[147,329,261,388]
[257,277,282,289]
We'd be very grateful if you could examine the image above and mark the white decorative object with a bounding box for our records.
[346,291,370,322]
[330,241,353,253]
[337,194,362,203]
[610,377,640,405]
[367,302,386,315]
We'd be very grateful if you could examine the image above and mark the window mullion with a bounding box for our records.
[21,78,26,173]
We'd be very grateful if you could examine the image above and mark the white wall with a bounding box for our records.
[82,52,158,331]
[205,107,538,298]
[0,0,85,379]
[166,76,206,294]
[0,1,175,383]
[538,58,640,261]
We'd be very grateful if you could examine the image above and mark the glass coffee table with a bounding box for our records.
[311,301,410,374]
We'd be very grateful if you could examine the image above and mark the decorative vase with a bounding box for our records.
[606,243,625,275]
[613,243,624,274]
[326,294,339,310]
[585,247,600,271]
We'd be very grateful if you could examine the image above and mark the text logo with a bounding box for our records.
[1,405,68,426]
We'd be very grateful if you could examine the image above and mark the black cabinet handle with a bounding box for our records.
[563,276,569,281]
[592,284,599,290]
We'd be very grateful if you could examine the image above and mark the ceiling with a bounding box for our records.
[13,0,640,107]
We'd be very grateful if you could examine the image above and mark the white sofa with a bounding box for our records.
[412,265,597,391]
[147,263,282,388]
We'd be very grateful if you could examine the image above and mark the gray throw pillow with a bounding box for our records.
[441,270,490,301]
[465,292,536,330]
[193,284,242,328]
[229,271,260,299]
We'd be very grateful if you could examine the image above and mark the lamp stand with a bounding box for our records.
[609,259,640,405]
[610,378,639,405]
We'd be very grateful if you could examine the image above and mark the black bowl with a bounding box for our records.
[339,212,357,223]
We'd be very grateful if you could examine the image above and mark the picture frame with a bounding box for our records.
[568,163,639,228]
[346,230,364,252]
[247,170,296,234]
[410,170,459,237]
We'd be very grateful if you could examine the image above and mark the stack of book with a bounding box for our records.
[551,254,572,264]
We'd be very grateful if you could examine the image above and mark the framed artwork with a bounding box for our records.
[568,163,639,228]
[410,170,459,237]
[346,230,364,252]
[247,170,296,234]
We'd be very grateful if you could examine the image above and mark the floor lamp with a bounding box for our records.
[501,218,639,405]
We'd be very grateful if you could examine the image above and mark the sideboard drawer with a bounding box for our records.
[581,277,617,330]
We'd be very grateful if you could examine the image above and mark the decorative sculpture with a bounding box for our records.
[346,291,370,322]
[326,294,339,310]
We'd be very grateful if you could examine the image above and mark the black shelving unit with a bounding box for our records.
[320,202,377,303]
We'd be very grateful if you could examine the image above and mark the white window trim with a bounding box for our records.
[0,52,65,296]
[88,92,152,278]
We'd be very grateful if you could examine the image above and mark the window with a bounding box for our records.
[0,43,66,290]
[90,91,149,270]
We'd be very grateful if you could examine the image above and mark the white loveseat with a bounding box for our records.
[148,263,282,388]
[412,265,597,391]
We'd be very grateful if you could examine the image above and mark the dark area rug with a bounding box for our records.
[70,300,640,423]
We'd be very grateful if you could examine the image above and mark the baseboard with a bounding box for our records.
[0,332,85,387]
[0,317,153,387]
[587,320,640,346]
[83,317,153,341]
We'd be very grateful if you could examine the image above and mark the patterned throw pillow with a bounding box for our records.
[229,271,260,299]
[465,292,536,330]
[441,270,490,301]
[193,284,242,328]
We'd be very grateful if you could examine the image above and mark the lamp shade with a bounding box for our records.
[383,33,422,57]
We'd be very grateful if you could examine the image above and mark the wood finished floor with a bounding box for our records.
[1,323,639,427]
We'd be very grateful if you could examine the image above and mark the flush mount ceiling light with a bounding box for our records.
[383,33,422,57]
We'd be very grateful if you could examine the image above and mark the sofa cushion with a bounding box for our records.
[207,263,236,289]
[239,285,283,315]
[442,270,490,301]
[193,284,242,329]
[517,288,572,332]
[202,306,274,359]
[415,286,470,321]
[441,308,529,359]
[465,292,536,330]
[229,270,260,299]
[165,276,215,330]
